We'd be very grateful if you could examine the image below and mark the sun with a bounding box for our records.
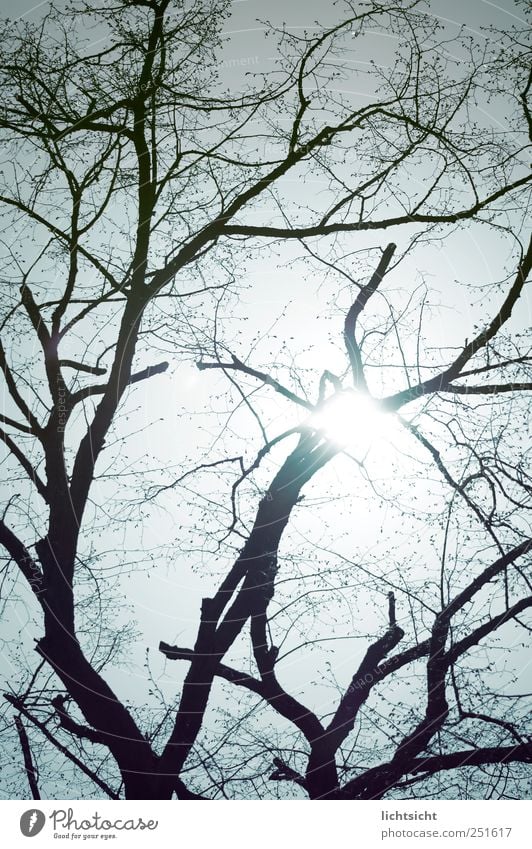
[309,389,396,456]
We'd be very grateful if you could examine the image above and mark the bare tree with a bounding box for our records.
[0,0,530,800]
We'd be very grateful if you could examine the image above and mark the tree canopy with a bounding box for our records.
[0,0,531,800]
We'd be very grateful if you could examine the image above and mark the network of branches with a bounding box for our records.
[0,0,530,800]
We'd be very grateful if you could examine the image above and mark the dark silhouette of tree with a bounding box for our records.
[0,0,530,800]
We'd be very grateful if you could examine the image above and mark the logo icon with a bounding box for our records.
[20,809,46,837]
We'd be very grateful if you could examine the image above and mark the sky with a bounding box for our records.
[0,0,530,799]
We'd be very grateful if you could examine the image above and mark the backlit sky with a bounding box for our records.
[0,0,530,799]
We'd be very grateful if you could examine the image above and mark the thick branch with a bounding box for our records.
[344,243,396,389]
[51,696,107,745]
[221,175,531,239]
[159,641,324,743]
[197,357,312,410]
[306,594,404,799]
[326,625,404,750]
[375,542,531,791]
[34,635,155,798]
[340,743,532,799]
[442,540,531,623]
[0,519,43,596]
[408,744,532,775]
[160,433,336,779]
[384,235,532,410]
[5,694,119,799]
[269,756,307,789]
[439,382,532,395]
[14,715,41,800]
[0,427,48,501]
[0,195,121,291]
[0,339,41,433]
[59,359,107,376]
[70,360,168,405]
[0,414,35,435]
[446,596,532,666]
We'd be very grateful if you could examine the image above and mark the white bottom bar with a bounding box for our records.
[3,799,531,848]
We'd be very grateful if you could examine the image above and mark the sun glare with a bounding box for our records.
[309,390,395,456]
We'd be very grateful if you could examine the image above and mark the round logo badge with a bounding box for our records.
[20,809,46,837]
